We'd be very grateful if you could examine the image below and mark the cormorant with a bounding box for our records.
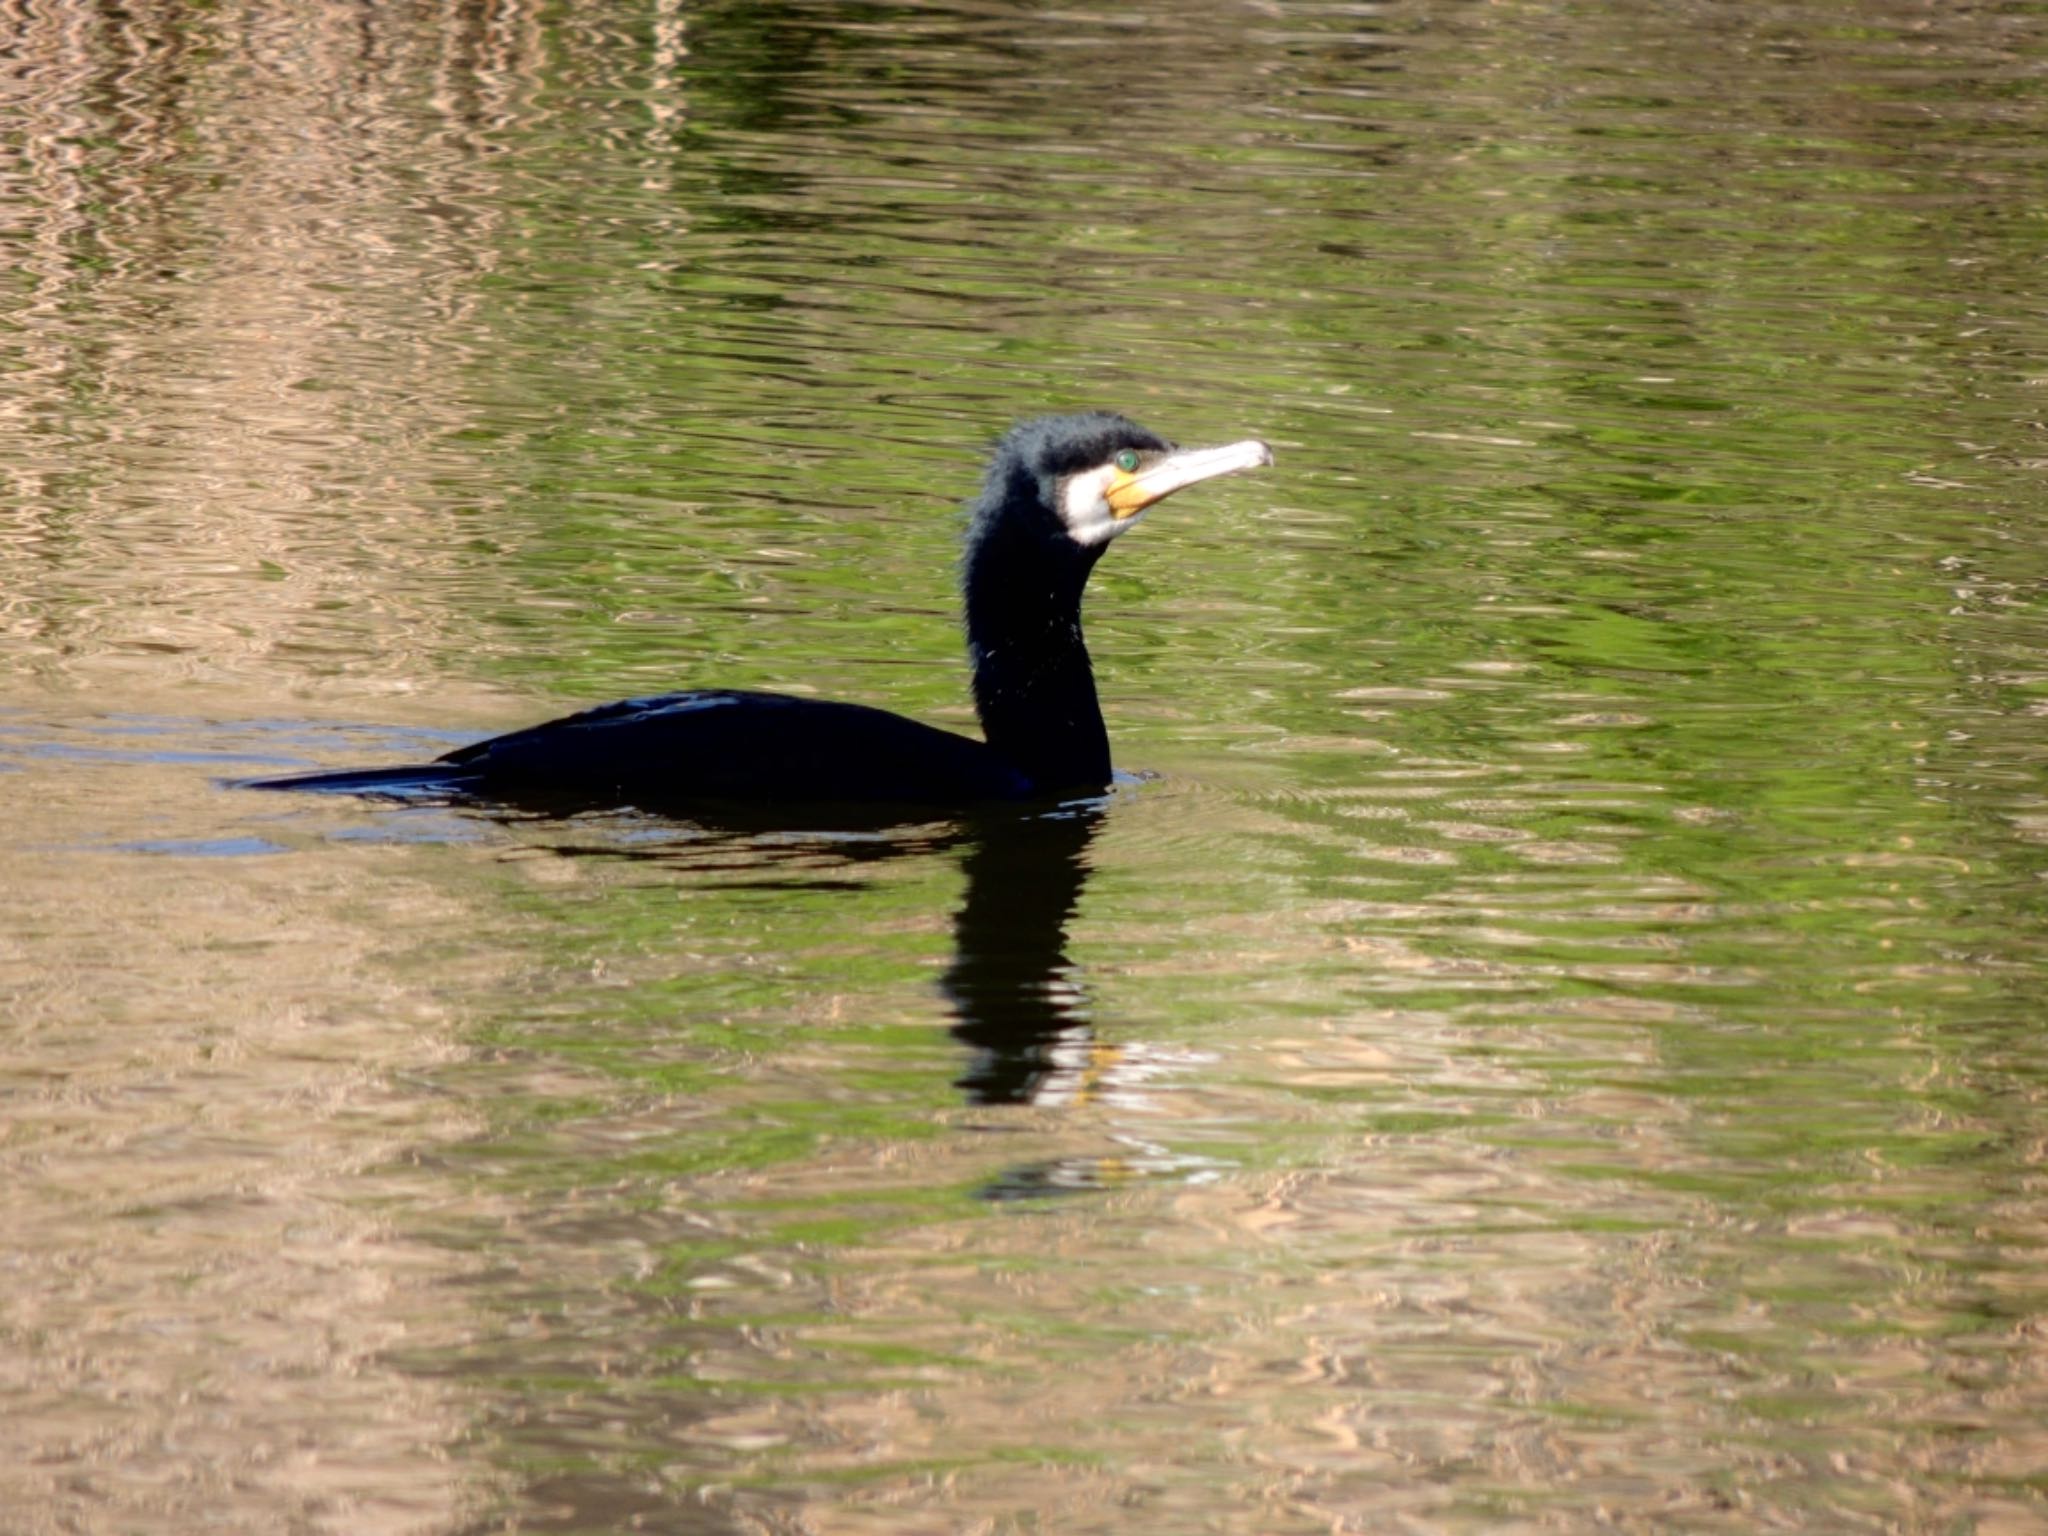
[242,413,1272,811]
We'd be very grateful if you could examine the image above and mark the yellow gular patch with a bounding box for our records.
[1104,466,1150,518]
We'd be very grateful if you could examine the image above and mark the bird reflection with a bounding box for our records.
[458,793,1208,1197]
[941,802,1102,1105]
[507,797,1113,1110]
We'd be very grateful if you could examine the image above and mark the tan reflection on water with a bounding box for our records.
[0,2,560,1529]
[0,0,550,698]
[0,761,496,1533]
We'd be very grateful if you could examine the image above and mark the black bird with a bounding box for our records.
[243,413,1272,811]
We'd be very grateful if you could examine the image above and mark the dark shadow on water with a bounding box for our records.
[479,797,1130,1200]
[447,793,1109,1118]
[939,803,1100,1107]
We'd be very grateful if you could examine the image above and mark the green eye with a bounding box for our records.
[1114,449,1141,473]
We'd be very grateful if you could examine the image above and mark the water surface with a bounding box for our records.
[4,2,2046,1532]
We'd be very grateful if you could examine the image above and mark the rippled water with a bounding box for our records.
[5,2,2047,1532]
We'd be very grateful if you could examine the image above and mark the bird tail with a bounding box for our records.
[237,762,472,798]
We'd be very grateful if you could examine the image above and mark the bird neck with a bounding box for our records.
[963,529,1110,793]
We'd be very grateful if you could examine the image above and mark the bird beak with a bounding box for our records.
[1106,439,1275,519]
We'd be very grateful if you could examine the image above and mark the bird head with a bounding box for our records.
[977,412,1274,555]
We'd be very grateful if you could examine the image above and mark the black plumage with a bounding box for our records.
[242,413,1270,812]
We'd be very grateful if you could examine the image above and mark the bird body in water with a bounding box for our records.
[243,413,1272,811]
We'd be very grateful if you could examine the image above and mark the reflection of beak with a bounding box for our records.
[1106,439,1274,519]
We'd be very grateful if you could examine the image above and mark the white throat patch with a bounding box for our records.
[1058,465,1134,548]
